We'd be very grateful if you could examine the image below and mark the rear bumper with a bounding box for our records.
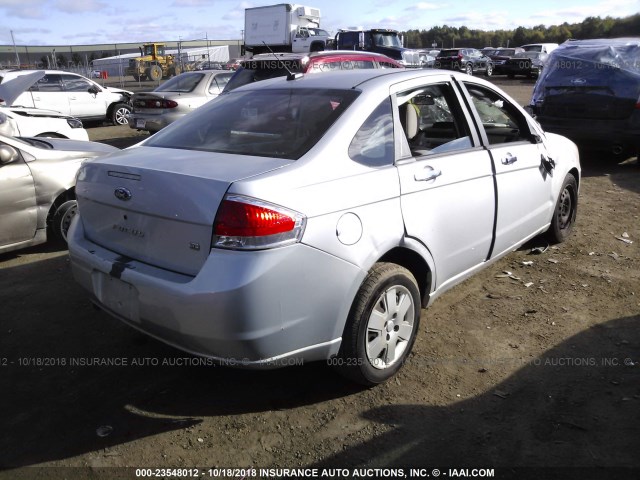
[128,112,183,132]
[68,217,363,367]
[536,114,640,153]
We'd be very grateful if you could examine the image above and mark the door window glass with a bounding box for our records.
[29,75,63,92]
[464,83,531,145]
[61,75,94,92]
[396,83,472,157]
[349,97,394,167]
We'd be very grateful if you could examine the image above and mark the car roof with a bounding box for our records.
[228,68,468,93]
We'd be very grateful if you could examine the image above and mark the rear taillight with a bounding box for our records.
[457,54,463,60]
[212,194,306,250]
[136,99,178,109]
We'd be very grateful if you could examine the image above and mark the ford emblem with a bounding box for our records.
[114,187,132,201]
[570,78,587,85]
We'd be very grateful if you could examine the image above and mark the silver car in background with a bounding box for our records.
[129,70,233,133]
[0,134,118,254]
[69,69,580,385]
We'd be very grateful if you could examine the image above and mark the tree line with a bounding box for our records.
[402,14,640,49]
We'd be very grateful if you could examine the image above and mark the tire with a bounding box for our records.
[132,74,141,81]
[465,63,473,76]
[335,262,421,386]
[485,64,493,77]
[52,200,77,244]
[546,174,578,244]
[147,65,162,81]
[110,103,131,125]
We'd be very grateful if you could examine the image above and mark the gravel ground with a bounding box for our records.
[1,78,638,480]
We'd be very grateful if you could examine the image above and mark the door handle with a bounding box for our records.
[414,166,442,182]
[501,153,518,165]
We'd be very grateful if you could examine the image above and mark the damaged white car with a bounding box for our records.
[0,72,89,140]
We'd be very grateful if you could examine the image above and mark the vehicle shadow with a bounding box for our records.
[579,149,639,195]
[0,255,363,468]
[0,241,68,263]
[1,258,638,471]
[308,314,640,473]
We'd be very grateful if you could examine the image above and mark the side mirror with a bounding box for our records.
[0,145,20,165]
[88,85,101,94]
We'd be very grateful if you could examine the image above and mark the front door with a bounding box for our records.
[393,79,496,290]
[461,81,554,257]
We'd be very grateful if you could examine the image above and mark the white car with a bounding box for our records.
[0,72,89,140]
[0,69,132,125]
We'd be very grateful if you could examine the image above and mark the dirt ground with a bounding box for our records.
[1,79,638,480]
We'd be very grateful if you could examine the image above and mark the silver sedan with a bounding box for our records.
[128,70,233,133]
[0,134,118,254]
[69,69,580,385]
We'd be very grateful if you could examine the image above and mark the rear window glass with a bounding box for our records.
[224,60,304,92]
[155,73,205,93]
[439,50,460,56]
[145,88,360,160]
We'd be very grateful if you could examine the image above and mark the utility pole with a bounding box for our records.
[10,30,20,67]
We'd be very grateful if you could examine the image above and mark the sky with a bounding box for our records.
[1,0,639,46]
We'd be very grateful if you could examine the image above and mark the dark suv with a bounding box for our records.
[224,51,403,92]
[530,38,640,159]
[435,48,493,76]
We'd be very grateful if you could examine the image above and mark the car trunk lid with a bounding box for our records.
[76,146,291,276]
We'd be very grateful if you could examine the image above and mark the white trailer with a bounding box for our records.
[244,3,330,55]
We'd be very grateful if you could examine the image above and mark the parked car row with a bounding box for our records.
[430,43,558,78]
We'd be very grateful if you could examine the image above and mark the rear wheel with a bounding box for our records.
[485,63,493,77]
[52,200,77,243]
[546,174,578,243]
[335,263,421,386]
[465,63,473,76]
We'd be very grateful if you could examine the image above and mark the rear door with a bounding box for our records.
[0,141,37,247]
[28,74,71,115]
[393,76,495,290]
[460,81,554,257]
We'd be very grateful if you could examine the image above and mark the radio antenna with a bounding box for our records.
[262,41,303,80]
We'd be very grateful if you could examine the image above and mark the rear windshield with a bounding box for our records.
[224,60,304,92]
[144,88,360,160]
[155,73,205,93]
